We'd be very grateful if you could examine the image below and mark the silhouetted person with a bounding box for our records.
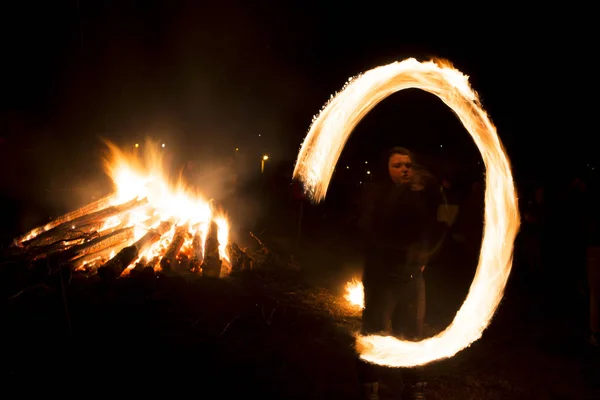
[357,147,438,400]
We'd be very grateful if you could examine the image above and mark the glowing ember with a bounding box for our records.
[293,58,520,367]
[16,138,231,276]
[344,278,364,309]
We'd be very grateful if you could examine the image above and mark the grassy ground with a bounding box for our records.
[269,232,600,400]
[1,233,599,399]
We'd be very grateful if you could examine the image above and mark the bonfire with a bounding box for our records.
[8,139,249,281]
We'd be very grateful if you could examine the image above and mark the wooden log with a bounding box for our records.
[134,219,174,251]
[140,214,162,230]
[189,231,203,273]
[159,224,189,273]
[26,223,134,262]
[61,216,153,269]
[200,221,222,278]
[132,256,148,273]
[22,197,148,249]
[226,242,250,274]
[27,222,105,255]
[70,241,132,270]
[27,237,90,262]
[96,219,174,281]
[13,192,117,246]
[177,254,190,273]
[95,245,138,282]
[145,255,160,270]
[65,226,135,261]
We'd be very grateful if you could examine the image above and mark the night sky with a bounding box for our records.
[0,1,593,224]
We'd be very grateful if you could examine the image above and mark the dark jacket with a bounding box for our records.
[359,181,438,281]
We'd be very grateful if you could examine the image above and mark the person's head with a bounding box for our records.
[386,147,414,185]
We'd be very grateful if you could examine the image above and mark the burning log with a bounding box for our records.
[95,246,138,282]
[13,192,117,246]
[28,222,105,251]
[132,256,148,273]
[70,241,131,270]
[26,237,90,262]
[65,226,135,262]
[146,256,160,270]
[21,197,149,249]
[23,227,135,270]
[135,219,175,252]
[159,224,189,273]
[226,242,251,274]
[30,219,137,259]
[5,139,248,296]
[189,230,203,272]
[97,219,174,281]
[177,254,190,273]
[200,221,222,278]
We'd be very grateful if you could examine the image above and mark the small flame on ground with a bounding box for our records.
[344,278,364,309]
[293,58,520,368]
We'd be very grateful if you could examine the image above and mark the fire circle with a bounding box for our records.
[292,58,520,367]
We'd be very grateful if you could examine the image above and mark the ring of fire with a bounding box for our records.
[292,58,520,367]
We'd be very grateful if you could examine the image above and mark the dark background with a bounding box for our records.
[1,4,598,397]
[0,1,594,238]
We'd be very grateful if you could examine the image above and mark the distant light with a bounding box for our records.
[366,171,371,175]
[134,143,139,148]
[258,134,262,137]
[161,143,165,148]
[365,161,368,164]
[235,147,239,151]
[440,144,443,148]
[346,166,350,169]
[263,155,269,161]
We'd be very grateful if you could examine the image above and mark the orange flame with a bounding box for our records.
[293,58,520,367]
[99,138,230,272]
[344,277,364,309]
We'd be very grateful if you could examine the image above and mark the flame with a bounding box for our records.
[293,58,520,367]
[96,138,230,273]
[344,277,364,309]
[214,214,230,263]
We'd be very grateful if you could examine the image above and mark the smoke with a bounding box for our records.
[1,1,319,240]
[0,127,113,240]
[181,147,265,233]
